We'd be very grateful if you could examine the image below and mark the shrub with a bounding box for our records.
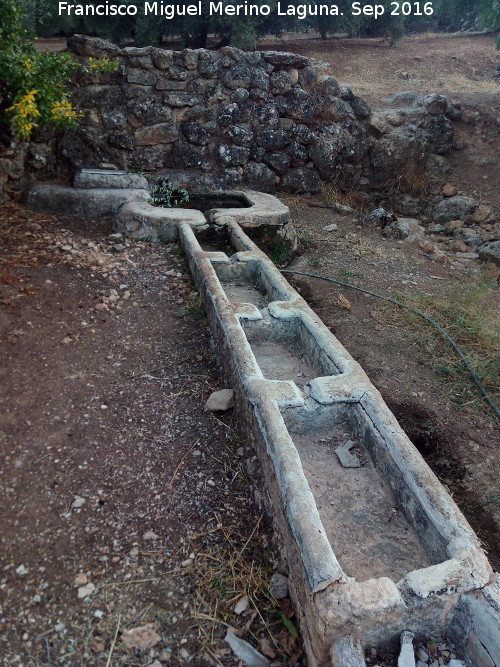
[0,0,116,140]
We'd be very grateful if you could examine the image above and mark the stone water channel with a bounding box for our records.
[26,173,500,667]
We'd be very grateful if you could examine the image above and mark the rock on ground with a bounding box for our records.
[205,388,235,411]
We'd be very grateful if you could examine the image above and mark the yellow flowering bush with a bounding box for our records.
[6,89,40,140]
[1,0,117,141]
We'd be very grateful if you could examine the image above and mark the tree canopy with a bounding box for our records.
[13,0,500,48]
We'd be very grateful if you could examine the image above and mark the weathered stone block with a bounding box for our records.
[270,70,293,95]
[250,69,270,91]
[291,124,314,144]
[132,145,172,170]
[67,34,119,57]
[256,129,291,150]
[151,47,173,70]
[25,184,149,218]
[127,69,158,85]
[309,128,363,180]
[253,104,279,128]
[281,86,316,120]
[316,96,355,122]
[168,143,206,169]
[155,79,187,91]
[370,129,427,184]
[478,240,500,266]
[243,162,276,192]
[113,201,205,241]
[262,51,310,68]
[74,84,125,108]
[316,75,341,98]
[433,195,479,223]
[350,95,371,119]
[226,124,253,147]
[217,144,250,167]
[263,151,291,175]
[198,52,220,78]
[166,65,189,81]
[102,110,127,130]
[280,167,321,193]
[287,141,308,166]
[181,121,209,146]
[73,169,148,190]
[164,92,201,108]
[181,49,198,70]
[230,88,250,104]
[222,64,252,90]
[108,132,134,150]
[135,124,179,146]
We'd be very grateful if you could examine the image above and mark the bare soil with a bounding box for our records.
[0,207,303,665]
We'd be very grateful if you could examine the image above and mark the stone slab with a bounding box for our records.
[113,201,206,241]
[73,169,148,190]
[25,184,150,219]
[206,190,290,228]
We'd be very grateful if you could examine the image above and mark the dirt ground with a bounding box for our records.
[0,208,303,665]
[6,30,499,665]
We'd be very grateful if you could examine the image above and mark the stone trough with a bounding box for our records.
[176,220,499,667]
[113,187,290,241]
[24,175,499,666]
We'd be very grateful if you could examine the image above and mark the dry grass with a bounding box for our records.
[320,181,368,211]
[407,30,494,41]
[426,74,499,93]
[390,162,432,198]
[276,192,310,210]
[186,291,208,325]
[335,293,352,311]
[179,515,303,664]
[376,268,500,413]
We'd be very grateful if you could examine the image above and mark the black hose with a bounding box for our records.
[281,269,500,420]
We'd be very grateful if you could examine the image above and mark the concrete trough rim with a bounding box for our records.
[206,190,290,227]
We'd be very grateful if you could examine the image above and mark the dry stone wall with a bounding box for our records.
[1,34,460,205]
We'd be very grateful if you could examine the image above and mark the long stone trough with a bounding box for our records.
[25,174,499,665]
[177,219,498,667]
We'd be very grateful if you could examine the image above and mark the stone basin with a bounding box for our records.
[25,170,291,242]
[114,188,291,241]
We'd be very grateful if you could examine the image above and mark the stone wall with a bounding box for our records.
[1,34,460,205]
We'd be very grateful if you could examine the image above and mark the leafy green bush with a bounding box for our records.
[151,178,190,208]
[0,0,116,140]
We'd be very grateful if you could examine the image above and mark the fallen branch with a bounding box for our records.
[105,613,121,667]
[101,578,160,587]
[306,202,335,209]
[169,439,200,488]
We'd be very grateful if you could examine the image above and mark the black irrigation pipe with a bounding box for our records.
[281,269,500,420]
